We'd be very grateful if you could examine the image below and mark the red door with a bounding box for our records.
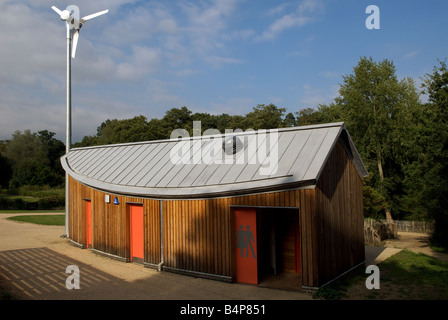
[295,215,301,274]
[235,208,258,284]
[130,204,144,263]
[86,200,92,249]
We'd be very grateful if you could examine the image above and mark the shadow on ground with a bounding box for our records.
[0,247,126,300]
[0,246,312,300]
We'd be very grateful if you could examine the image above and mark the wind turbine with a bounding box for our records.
[51,5,109,59]
[51,5,108,237]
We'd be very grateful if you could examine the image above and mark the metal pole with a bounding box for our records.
[65,25,72,238]
[158,200,164,272]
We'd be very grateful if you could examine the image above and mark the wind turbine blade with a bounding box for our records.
[72,30,79,59]
[51,5,63,16]
[80,9,108,23]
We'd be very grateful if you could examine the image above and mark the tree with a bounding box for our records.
[95,116,150,145]
[245,104,286,129]
[160,107,194,138]
[2,130,65,187]
[37,130,65,177]
[295,108,324,126]
[0,154,12,188]
[283,112,297,127]
[404,60,448,247]
[335,57,421,221]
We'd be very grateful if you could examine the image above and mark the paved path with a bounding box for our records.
[4,213,443,301]
[384,231,448,262]
[0,213,313,300]
[364,231,448,266]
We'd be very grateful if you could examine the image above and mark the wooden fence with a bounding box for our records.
[364,219,434,245]
[379,219,434,233]
[364,219,397,245]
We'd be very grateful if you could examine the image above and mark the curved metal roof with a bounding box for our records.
[60,122,368,199]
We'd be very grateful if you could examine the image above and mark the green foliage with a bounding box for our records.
[377,250,448,299]
[288,57,447,237]
[0,154,12,188]
[0,186,65,210]
[283,112,297,127]
[37,195,65,210]
[313,250,448,300]
[334,57,421,218]
[362,183,387,219]
[245,104,286,129]
[72,104,289,148]
[403,60,448,247]
[296,107,326,126]
[312,284,347,300]
[1,130,65,189]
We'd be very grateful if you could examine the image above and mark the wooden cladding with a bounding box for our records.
[68,177,161,263]
[67,139,365,289]
[68,177,305,278]
[315,141,365,286]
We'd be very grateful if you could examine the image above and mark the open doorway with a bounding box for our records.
[233,206,301,291]
[256,208,301,291]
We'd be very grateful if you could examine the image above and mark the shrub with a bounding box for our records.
[37,195,64,210]
[13,198,26,210]
[0,196,11,210]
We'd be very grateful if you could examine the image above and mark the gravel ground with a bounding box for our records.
[0,213,313,300]
[3,213,429,302]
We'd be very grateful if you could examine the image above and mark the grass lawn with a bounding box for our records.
[313,250,448,300]
[7,214,65,226]
[5,195,39,203]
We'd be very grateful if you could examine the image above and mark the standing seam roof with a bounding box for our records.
[60,122,368,198]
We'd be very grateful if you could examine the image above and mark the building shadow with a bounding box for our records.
[0,247,127,300]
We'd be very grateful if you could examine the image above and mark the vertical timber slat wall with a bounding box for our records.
[68,177,311,282]
[69,176,162,263]
[315,141,365,286]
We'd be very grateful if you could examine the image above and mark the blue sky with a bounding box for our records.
[1,0,447,143]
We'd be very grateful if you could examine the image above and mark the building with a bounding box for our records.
[60,122,368,292]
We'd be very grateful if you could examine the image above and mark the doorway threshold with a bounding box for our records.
[259,272,302,292]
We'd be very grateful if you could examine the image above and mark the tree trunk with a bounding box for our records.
[377,151,393,222]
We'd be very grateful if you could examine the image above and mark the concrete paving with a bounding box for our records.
[1,213,415,301]
[0,213,313,300]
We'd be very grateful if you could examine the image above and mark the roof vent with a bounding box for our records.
[223,135,243,155]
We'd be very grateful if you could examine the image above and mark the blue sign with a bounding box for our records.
[113,197,119,205]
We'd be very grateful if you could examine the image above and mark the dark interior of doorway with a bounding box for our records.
[256,208,301,291]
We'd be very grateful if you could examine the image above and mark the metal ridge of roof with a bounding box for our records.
[67,121,347,151]
[61,122,368,199]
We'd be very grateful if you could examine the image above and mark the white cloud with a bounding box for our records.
[266,3,292,16]
[319,71,340,79]
[116,45,161,81]
[158,19,178,33]
[404,50,420,59]
[256,0,324,41]
[205,56,245,68]
[179,0,239,55]
[175,69,200,77]
[105,6,159,46]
